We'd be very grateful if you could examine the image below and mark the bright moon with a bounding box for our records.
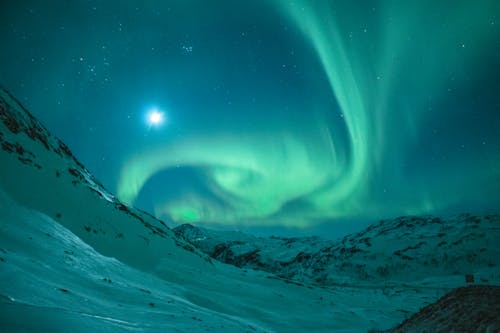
[147,109,164,126]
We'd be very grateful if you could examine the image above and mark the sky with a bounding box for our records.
[1,0,499,236]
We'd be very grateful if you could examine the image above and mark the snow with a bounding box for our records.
[0,188,439,332]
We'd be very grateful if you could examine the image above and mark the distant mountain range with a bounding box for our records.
[174,213,500,287]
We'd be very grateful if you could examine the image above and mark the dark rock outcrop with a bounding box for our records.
[387,285,500,333]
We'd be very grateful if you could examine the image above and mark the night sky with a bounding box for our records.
[1,1,499,235]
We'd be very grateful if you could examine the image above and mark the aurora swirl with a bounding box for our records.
[2,0,498,229]
[116,0,500,226]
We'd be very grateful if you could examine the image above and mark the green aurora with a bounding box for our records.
[1,0,499,229]
[116,0,500,226]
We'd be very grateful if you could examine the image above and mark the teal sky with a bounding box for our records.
[1,0,499,234]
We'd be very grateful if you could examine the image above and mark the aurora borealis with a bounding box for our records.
[1,1,499,230]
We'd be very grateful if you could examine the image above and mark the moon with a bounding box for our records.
[147,108,164,126]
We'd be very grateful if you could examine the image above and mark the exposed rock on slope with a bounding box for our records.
[174,214,500,286]
[0,87,209,271]
[387,285,500,333]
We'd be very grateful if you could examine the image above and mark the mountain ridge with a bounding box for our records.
[174,213,500,287]
[0,86,210,271]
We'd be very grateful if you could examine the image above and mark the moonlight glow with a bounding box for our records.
[147,109,164,126]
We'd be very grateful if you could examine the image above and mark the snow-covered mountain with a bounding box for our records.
[0,87,208,272]
[0,86,498,332]
[174,214,500,287]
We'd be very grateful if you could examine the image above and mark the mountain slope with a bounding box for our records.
[0,87,208,272]
[0,188,262,332]
[174,214,500,287]
[387,285,500,333]
[1,180,440,332]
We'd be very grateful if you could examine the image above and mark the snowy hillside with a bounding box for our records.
[0,86,498,332]
[0,188,261,332]
[0,87,208,272]
[175,214,500,287]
